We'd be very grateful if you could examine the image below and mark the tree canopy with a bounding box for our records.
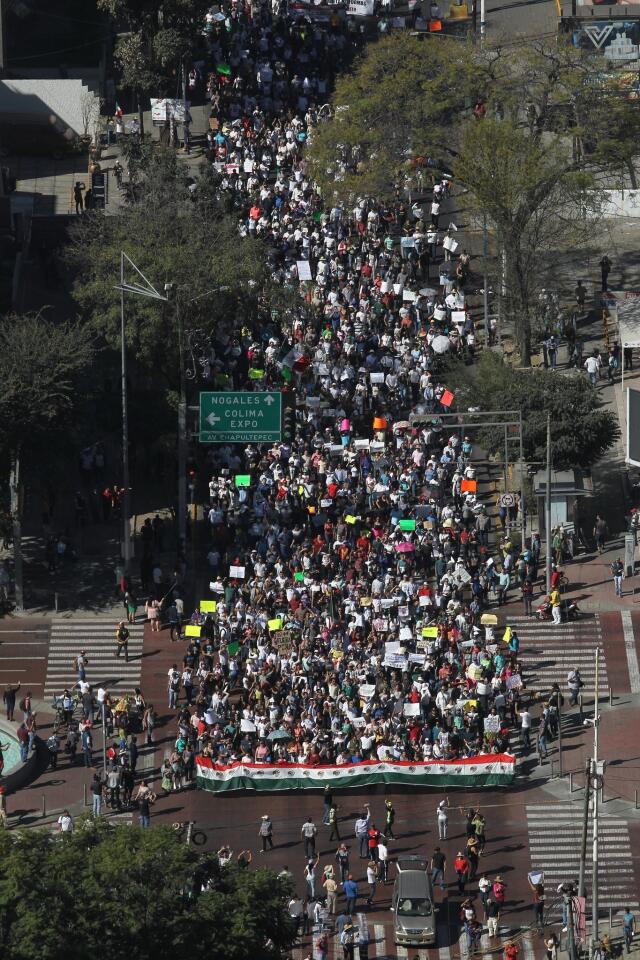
[306,34,640,364]
[0,821,296,960]
[65,148,266,387]
[450,352,620,470]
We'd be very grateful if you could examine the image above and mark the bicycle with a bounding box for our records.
[172,820,207,846]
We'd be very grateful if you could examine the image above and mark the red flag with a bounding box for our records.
[441,389,454,408]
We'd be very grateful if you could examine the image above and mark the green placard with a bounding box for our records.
[235,475,251,487]
[294,571,305,582]
[399,519,416,531]
[199,391,282,443]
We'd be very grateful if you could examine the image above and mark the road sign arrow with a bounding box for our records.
[263,395,275,405]
[207,413,221,425]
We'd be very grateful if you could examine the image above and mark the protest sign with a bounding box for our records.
[200,600,217,613]
[484,715,501,733]
[229,565,245,579]
[403,702,421,716]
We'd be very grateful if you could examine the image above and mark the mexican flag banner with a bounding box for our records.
[196,754,515,793]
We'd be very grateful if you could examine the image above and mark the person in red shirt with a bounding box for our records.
[454,852,470,893]
[505,942,519,960]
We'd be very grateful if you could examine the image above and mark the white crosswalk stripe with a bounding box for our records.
[44,619,145,697]
[294,915,464,960]
[506,614,607,692]
[526,803,639,919]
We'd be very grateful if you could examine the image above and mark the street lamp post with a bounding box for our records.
[115,253,170,573]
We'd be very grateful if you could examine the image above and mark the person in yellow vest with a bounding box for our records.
[550,587,562,625]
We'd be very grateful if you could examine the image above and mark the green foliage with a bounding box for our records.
[0,821,296,960]
[0,313,94,451]
[306,34,640,364]
[450,353,619,470]
[64,149,266,385]
[114,32,159,97]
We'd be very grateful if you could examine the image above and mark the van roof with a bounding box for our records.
[396,857,429,873]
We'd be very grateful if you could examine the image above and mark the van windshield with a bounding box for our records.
[398,898,432,917]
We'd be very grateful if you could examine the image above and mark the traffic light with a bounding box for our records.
[281,391,297,442]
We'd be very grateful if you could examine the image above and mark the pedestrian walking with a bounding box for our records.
[600,254,611,292]
[454,851,470,893]
[258,813,274,852]
[472,810,486,853]
[537,718,549,762]
[115,621,130,662]
[355,805,371,858]
[323,871,338,913]
[3,681,20,721]
[304,854,320,899]
[623,907,635,953]
[486,897,501,937]
[340,919,355,959]
[301,817,318,859]
[81,724,92,767]
[437,798,449,839]
[550,587,562,625]
[377,837,389,883]
[505,942,520,960]
[58,809,74,833]
[329,803,341,841]
[611,557,624,597]
[493,876,507,907]
[342,874,358,915]
[46,732,60,770]
[90,772,103,816]
[168,666,180,708]
[323,785,333,824]
[384,799,396,839]
[567,668,584,707]
[529,876,545,928]
[336,843,350,882]
[518,707,532,753]
[431,847,446,891]
[366,860,378,905]
[522,577,534,616]
[466,835,480,880]
[545,932,559,960]
[593,514,608,554]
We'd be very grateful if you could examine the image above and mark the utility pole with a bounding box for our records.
[585,648,602,960]
[519,410,526,552]
[565,887,579,960]
[557,685,563,777]
[176,292,187,561]
[480,0,486,39]
[482,214,490,347]
[120,252,132,574]
[115,254,171,573]
[545,412,552,593]
[578,758,591,898]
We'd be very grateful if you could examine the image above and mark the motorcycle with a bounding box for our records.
[536,597,580,622]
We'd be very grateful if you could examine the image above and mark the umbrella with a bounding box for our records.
[431,335,451,354]
[393,420,410,431]
[442,518,454,529]
[419,287,437,297]
[267,729,291,742]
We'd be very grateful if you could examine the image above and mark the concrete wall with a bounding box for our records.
[0,79,100,138]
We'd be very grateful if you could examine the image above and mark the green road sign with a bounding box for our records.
[199,391,282,443]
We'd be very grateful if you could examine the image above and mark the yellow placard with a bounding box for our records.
[185,624,201,637]
[200,600,217,613]
[422,626,439,638]
[480,613,498,625]
[268,618,283,631]
[503,626,512,644]
[331,649,344,659]
[345,515,358,524]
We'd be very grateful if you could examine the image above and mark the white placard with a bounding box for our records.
[403,702,421,716]
[383,653,407,669]
[347,0,375,13]
[385,641,401,653]
[354,438,370,449]
[370,441,386,451]
[419,595,431,607]
[370,372,385,384]
[403,289,417,302]
[506,674,522,690]
[451,310,466,325]
[352,716,367,728]
[381,599,395,609]
[320,498,333,507]
[399,626,413,641]
[229,565,245,579]
[297,260,313,281]
[359,683,376,699]
[409,653,426,665]
[483,715,501,732]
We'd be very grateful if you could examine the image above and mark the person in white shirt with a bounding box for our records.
[58,809,74,833]
[584,353,600,386]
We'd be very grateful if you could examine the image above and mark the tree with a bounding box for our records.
[0,314,94,609]
[306,34,640,364]
[0,821,296,960]
[449,352,620,470]
[98,0,211,127]
[64,148,266,389]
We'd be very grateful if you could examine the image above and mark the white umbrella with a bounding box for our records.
[419,287,437,297]
[431,335,451,354]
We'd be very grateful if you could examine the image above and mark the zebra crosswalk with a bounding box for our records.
[506,615,607,694]
[526,803,639,918]
[44,619,145,698]
[291,915,520,960]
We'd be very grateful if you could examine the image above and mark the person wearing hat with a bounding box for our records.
[454,851,470,893]
[340,919,355,959]
[258,813,274,853]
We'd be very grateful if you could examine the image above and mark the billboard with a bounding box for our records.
[570,19,640,57]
